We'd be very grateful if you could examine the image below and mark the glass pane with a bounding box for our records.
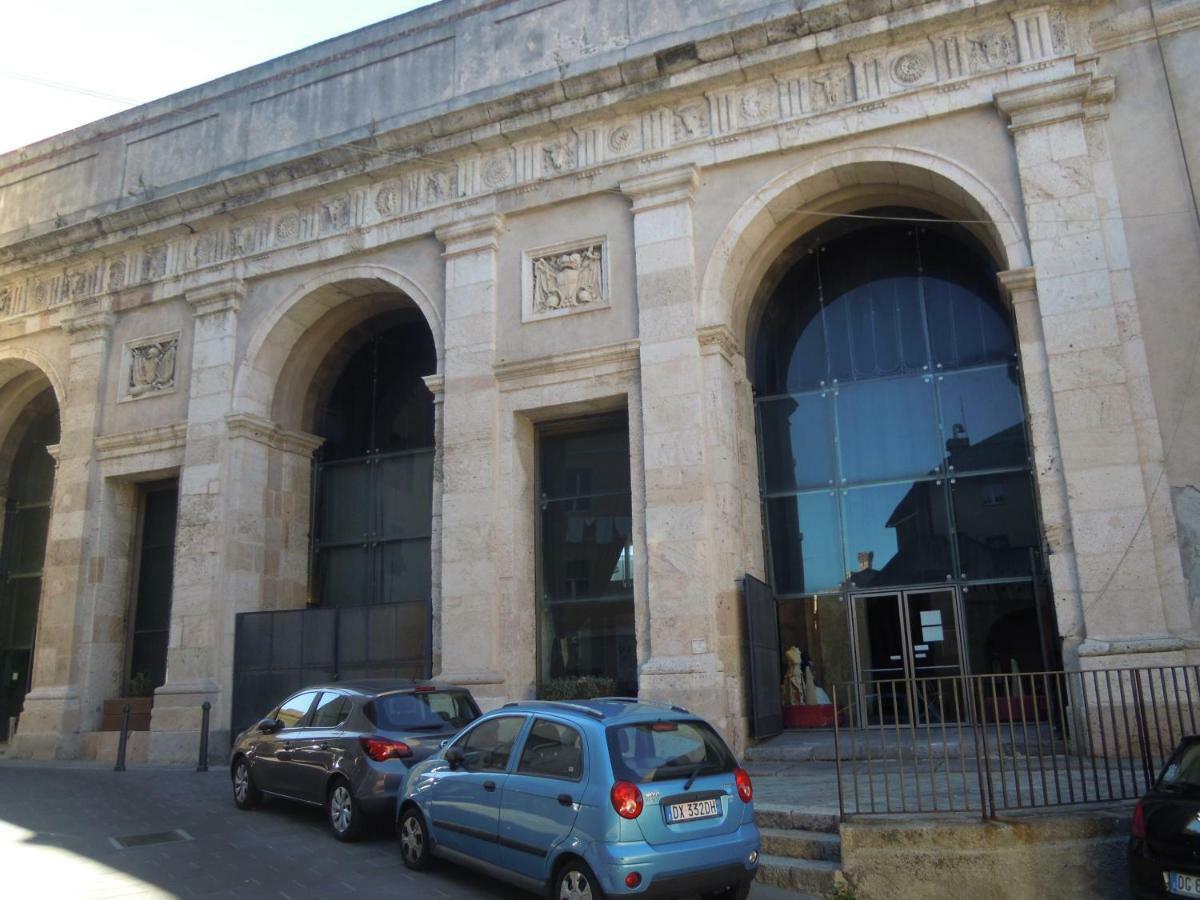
[317,545,370,607]
[310,692,349,728]
[377,451,434,539]
[379,539,431,604]
[852,593,906,682]
[836,376,942,484]
[905,590,960,678]
[541,493,633,602]
[766,492,843,595]
[961,582,1044,675]
[541,599,636,695]
[319,462,371,543]
[757,394,835,493]
[921,228,1013,370]
[938,366,1028,472]
[8,506,50,574]
[843,480,952,588]
[951,474,1039,579]
[133,544,175,632]
[778,594,851,718]
[540,422,631,500]
[752,260,826,393]
[276,691,319,728]
[518,719,584,780]
[7,578,41,648]
[462,715,524,772]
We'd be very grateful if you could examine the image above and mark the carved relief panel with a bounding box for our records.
[122,332,179,401]
[523,238,608,323]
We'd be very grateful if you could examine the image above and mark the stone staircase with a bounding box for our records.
[754,803,844,897]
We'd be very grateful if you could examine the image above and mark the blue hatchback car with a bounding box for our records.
[395,698,760,899]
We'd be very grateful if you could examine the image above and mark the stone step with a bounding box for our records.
[755,803,840,833]
[755,854,842,897]
[760,827,841,862]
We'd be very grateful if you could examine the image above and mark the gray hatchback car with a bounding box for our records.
[229,679,480,841]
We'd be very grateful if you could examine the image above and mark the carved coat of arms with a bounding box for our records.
[531,244,603,314]
[128,338,178,398]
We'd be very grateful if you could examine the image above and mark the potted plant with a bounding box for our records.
[100,672,156,732]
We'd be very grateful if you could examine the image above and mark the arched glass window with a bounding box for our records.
[753,211,1050,685]
[312,315,435,609]
[0,390,58,741]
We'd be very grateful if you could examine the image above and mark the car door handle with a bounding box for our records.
[483,781,497,792]
[557,794,573,807]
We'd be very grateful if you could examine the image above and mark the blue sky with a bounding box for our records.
[1,0,436,153]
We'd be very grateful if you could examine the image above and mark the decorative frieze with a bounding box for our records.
[0,11,1076,325]
[122,333,179,401]
[523,238,607,322]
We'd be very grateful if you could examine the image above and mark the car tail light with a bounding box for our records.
[735,767,753,803]
[414,685,436,693]
[1132,798,1146,839]
[611,781,644,819]
[360,736,413,762]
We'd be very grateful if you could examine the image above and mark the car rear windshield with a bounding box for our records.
[606,719,736,784]
[366,691,478,731]
[1160,742,1200,789]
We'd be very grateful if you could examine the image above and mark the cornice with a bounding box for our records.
[186,278,245,318]
[95,423,188,461]
[1090,0,1200,53]
[696,323,744,364]
[494,339,640,391]
[994,72,1114,132]
[620,165,700,214]
[224,412,323,455]
[997,266,1039,300]
[435,214,505,259]
[60,296,115,342]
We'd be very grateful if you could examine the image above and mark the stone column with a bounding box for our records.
[15,297,114,758]
[620,166,730,732]
[433,215,506,708]
[997,74,1196,667]
[422,373,445,676]
[150,279,243,760]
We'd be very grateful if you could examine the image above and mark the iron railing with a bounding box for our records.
[831,666,1199,819]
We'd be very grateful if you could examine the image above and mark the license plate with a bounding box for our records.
[1170,872,1200,897]
[667,798,719,823]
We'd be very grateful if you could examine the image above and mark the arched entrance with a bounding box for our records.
[749,209,1054,721]
[310,310,436,616]
[0,386,59,741]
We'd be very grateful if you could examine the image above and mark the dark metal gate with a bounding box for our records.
[743,573,782,740]
[231,600,431,739]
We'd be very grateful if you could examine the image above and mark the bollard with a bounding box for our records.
[114,703,131,772]
[196,701,211,773]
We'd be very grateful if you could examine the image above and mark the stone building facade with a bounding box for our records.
[0,0,1197,762]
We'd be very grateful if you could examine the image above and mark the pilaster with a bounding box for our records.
[433,214,506,706]
[149,279,244,760]
[14,298,114,758]
[996,74,1196,667]
[620,165,731,733]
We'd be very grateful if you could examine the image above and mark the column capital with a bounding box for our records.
[186,278,245,318]
[61,295,115,342]
[997,267,1039,302]
[421,373,445,400]
[435,213,505,259]
[619,164,700,214]
[995,73,1115,132]
[696,323,742,364]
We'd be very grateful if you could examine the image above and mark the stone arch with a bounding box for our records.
[0,348,66,412]
[234,264,442,428]
[700,145,1031,349]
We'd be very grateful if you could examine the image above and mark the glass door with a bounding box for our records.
[850,587,963,725]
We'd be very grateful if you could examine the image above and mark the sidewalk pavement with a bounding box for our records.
[0,760,803,899]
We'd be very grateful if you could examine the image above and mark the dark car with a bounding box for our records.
[230,679,480,841]
[1130,735,1200,897]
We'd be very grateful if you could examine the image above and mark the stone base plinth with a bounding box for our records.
[9,686,82,759]
[638,653,733,739]
[435,669,509,711]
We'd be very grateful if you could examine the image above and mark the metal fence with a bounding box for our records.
[830,666,1200,819]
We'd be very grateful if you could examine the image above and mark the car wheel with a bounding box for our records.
[397,807,433,871]
[553,859,605,900]
[326,778,363,842]
[231,758,262,810]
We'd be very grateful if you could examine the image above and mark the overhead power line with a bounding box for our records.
[0,68,144,107]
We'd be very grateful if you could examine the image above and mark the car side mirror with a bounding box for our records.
[445,747,464,771]
[257,717,281,734]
